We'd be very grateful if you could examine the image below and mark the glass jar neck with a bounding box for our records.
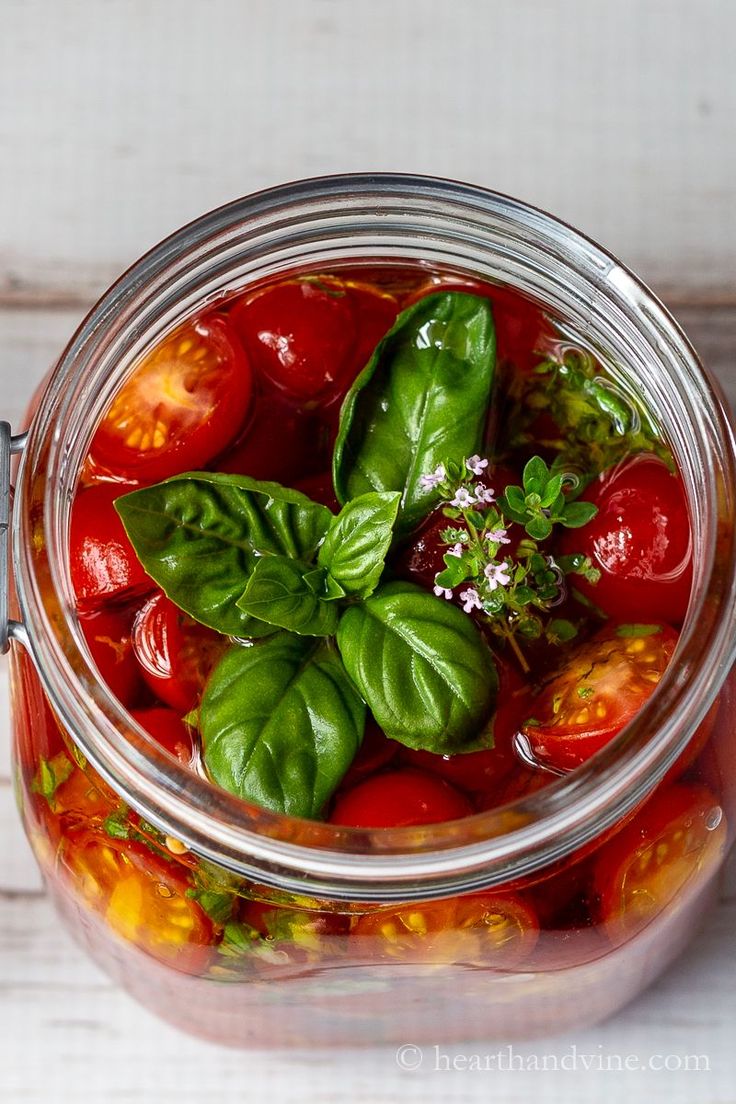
[12,174,736,901]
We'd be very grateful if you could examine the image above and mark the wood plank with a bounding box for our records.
[0,0,734,302]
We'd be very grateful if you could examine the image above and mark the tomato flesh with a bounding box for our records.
[594,783,727,943]
[520,624,678,772]
[354,890,539,966]
[70,483,152,607]
[562,454,692,624]
[79,608,142,708]
[132,590,225,713]
[329,768,472,827]
[91,316,252,481]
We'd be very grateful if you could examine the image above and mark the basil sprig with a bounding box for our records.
[116,291,499,817]
[333,292,496,536]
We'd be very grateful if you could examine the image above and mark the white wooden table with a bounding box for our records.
[1,2,735,1101]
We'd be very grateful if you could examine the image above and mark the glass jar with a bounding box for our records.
[4,175,736,1047]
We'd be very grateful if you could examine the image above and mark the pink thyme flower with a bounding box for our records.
[451,486,476,509]
[474,483,496,505]
[446,542,464,558]
[483,562,512,591]
[433,584,453,600]
[466,454,489,476]
[419,464,446,491]
[459,587,483,613]
[486,527,511,546]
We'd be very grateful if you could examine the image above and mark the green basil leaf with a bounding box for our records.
[236,556,339,637]
[115,473,333,636]
[615,623,663,638]
[336,581,497,752]
[200,637,365,817]
[317,491,400,599]
[333,292,496,536]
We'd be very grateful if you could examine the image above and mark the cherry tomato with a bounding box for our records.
[341,719,398,789]
[230,277,397,407]
[406,278,551,373]
[217,392,330,482]
[61,833,213,972]
[561,454,693,624]
[594,783,727,943]
[90,316,252,481]
[520,624,678,772]
[70,483,152,607]
[354,890,539,966]
[292,470,340,512]
[329,768,472,828]
[132,590,225,713]
[131,707,196,767]
[79,608,142,708]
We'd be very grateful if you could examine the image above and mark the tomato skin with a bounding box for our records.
[520,624,678,772]
[230,277,397,408]
[292,470,340,512]
[132,590,224,713]
[90,316,252,482]
[217,392,329,482]
[70,484,152,607]
[329,768,473,828]
[131,707,196,767]
[561,454,693,624]
[78,608,142,708]
[354,890,539,966]
[594,783,727,943]
[340,719,398,789]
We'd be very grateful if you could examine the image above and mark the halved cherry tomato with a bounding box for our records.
[90,316,252,481]
[230,277,397,408]
[520,624,678,772]
[329,768,472,827]
[217,392,330,482]
[79,608,142,708]
[70,483,152,607]
[341,719,398,789]
[61,832,213,972]
[131,707,196,767]
[594,783,727,944]
[354,890,539,966]
[561,454,693,624]
[132,590,225,713]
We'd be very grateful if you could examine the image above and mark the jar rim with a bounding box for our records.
[12,172,736,901]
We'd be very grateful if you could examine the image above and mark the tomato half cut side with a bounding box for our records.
[132,590,225,714]
[61,833,214,972]
[354,891,539,967]
[90,316,252,482]
[594,783,727,944]
[520,623,678,772]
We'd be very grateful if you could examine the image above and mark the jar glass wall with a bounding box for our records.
[7,176,736,1045]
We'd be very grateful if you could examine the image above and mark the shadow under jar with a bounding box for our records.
[5,175,736,1047]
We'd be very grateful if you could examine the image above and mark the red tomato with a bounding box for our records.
[230,277,397,407]
[70,483,152,607]
[561,454,693,624]
[520,624,678,772]
[329,768,472,828]
[354,890,539,966]
[79,608,142,707]
[594,783,727,943]
[131,707,196,767]
[292,470,340,512]
[406,278,551,373]
[217,392,330,482]
[61,832,213,972]
[90,316,252,481]
[132,590,225,713]
[341,719,398,788]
